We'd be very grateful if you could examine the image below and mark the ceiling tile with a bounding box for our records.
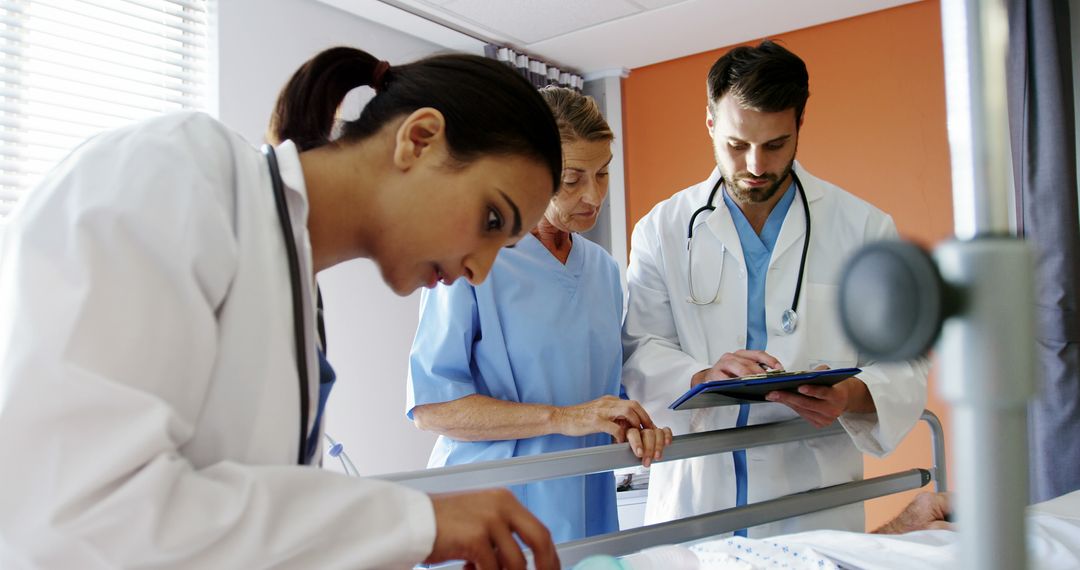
[440,0,643,44]
[323,0,922,74]
[526,0,922,73]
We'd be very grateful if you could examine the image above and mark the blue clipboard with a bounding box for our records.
[668,367,861,411]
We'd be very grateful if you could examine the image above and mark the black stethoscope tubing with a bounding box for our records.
[686,171,811,324]
[263,144,311,465]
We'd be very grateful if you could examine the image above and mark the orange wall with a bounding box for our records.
[622,0,953,531]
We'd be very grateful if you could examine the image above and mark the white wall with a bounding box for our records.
[216,0,440,475]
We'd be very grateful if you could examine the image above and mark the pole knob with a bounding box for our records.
[838,240,960,361]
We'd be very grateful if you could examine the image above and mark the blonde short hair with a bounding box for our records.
[539,86,613,144]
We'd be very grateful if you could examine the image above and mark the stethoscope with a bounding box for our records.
[685,171,810,335]
[263,144,359,476]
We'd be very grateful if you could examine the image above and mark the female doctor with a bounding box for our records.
[0,47,563,569]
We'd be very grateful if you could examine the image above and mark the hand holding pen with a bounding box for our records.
[690,349,785,388]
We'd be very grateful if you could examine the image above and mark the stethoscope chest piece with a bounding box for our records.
[781,308,798,335]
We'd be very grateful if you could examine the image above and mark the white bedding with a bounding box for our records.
[621,490,1080,570]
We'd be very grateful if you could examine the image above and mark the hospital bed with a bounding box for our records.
[681,490,1080,570]
[377,410,947,568]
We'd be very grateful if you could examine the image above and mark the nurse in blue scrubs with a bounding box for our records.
[407,87,673,543]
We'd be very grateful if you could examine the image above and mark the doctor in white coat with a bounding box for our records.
[622,40,928,537]
[0,47,563,569]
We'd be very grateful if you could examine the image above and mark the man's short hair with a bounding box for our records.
[707,40,810,125]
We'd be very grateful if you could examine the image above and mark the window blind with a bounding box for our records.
[0,0,209,221]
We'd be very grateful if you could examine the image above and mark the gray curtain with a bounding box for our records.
[1007,0,1080,503]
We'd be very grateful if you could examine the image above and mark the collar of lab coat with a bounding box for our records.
[273,139,311,230]
[698,160,824,270]
[272,139,316,282]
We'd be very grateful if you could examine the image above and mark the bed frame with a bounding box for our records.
[376,410,946,567]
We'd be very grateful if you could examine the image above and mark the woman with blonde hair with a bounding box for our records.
[408,86,673,543]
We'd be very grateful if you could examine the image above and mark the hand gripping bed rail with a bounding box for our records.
[378,410,946,567]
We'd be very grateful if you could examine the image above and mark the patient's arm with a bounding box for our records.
[872,491,954,534]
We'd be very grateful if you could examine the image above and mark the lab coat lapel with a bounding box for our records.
[771,162,823,261]
[771,196,805,262]
[702,196,746,272]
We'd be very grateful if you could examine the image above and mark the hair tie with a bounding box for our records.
[372,60,391,92]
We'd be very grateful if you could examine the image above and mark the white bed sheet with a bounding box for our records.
[624,490,1080,570]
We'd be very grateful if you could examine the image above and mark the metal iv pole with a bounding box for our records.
[937,1,1035,568]
[838,1,1036,568]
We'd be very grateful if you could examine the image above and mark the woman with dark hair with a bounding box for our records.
[407,87,673,543]
[0,47,562,569]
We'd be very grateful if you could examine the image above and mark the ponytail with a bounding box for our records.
[267,46,562,193]
[267,47,386,152]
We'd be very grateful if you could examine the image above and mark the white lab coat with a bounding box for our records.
[0,112,436,568]
[622,163,928,536]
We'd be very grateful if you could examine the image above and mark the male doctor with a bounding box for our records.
[622,40,928,536]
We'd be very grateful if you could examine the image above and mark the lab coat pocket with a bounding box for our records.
[803,283,857,368]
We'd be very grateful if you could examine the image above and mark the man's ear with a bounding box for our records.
[393,107,447,170]
[705,106,716,139]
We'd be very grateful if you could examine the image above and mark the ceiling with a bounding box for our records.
[318,0,923,76]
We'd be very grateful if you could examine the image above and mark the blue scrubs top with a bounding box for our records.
[722,180,795,536]
[723,182,796,351]
[306,348,336,465]
[407,233,624,543]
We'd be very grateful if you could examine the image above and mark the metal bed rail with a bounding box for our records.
[378,410,946,567]
[380,410,945,493]
[556,468,930,566]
